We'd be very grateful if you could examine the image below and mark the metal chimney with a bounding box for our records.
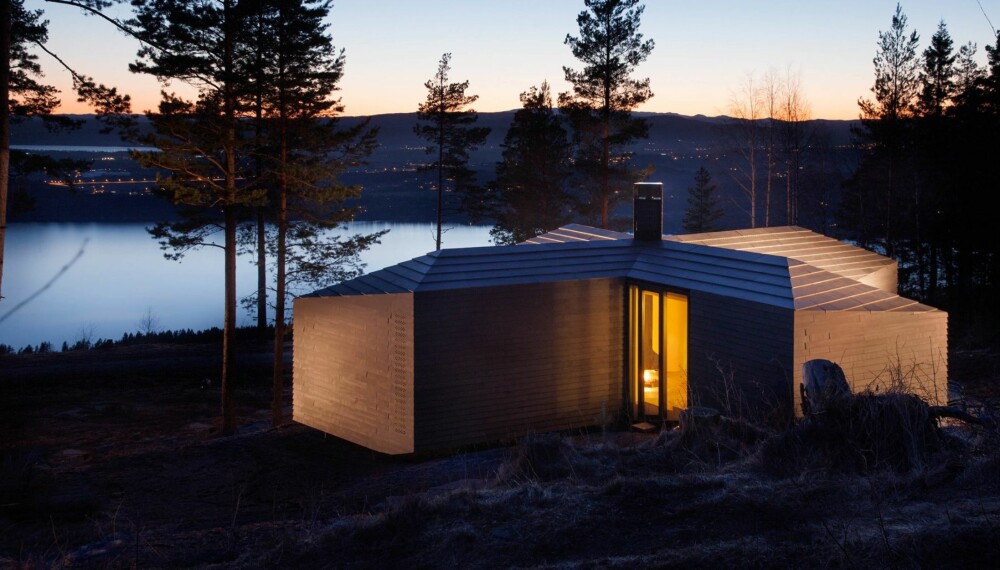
[633,182,663,241]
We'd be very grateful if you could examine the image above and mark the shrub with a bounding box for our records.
[755,391,943,476]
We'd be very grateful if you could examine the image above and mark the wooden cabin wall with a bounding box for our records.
[412,278,623,452]
[686,292,796,422]
[794,310,948,411]
[292,294,415,455]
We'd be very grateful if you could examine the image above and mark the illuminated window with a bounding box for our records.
[629,286,688,420]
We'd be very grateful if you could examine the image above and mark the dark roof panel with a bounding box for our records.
[307,224,940,314]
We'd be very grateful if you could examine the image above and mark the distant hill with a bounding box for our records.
[11,111,858,162]
[9,114,152,147]
[10,112,859,230]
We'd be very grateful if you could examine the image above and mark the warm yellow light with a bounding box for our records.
[643,369,659,387]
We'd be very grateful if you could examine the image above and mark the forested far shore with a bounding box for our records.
[8,112,859,229]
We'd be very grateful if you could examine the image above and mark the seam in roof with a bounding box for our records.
[792,281,868,302]
[797,289,891,310]
[522,236,561,244]
[558,229,620,240]
[543,232,590,242]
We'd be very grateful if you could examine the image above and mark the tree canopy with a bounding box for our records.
[489,81,573,245]
[559,0,654,229]
[414,53,490,250]
[682,166,723,234]
[841,5,999,338]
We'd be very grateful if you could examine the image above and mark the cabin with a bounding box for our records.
[292,183,948,455]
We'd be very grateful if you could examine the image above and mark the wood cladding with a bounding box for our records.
[686,291,796,416]
[412,278,623,451]
[794,310,948,411]
[292,294,415,455]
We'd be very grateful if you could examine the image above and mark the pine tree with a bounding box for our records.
[559,0,654,229]
[247,0,382,426]
[131,0,257,434]
[414,53,490,251]
[944,31,1000,326]
[918,21,957,118]
[914,21,957,298]
[682,167,724,234]
[842,3,920,259]
[953,42,984,98]
[490,82,573,245]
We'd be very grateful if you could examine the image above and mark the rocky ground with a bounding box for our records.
[2,340,999,569]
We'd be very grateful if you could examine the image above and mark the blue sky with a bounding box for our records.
[33,0,1000,119]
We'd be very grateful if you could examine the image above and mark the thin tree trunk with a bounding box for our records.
[255,54,267,333]
[436,79,444,251]
[272,137,287,427]
[256,208,266,330]
[272,6,287,427]
[436,143,443,251]
[601,82,610,229]
[929,243,938,300]
[786,164,792,225]
[220,0,237,435]
[886,152,895,259]
[765,122,773,227]
[222,202,237,434]
[0,0,11,302]
[748,125,757,228]
[601,131,609,229]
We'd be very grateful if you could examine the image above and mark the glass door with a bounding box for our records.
[640,288,661,417]
[629,286,688,421]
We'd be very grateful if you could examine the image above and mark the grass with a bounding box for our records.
[4,345,1000,568]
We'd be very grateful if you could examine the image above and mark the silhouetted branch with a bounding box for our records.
[43,1,135,37]
[0,239,88,323]
[31,40,135,136]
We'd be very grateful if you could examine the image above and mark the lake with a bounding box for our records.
[0,222,493,349]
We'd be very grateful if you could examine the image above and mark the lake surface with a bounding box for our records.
[0,222,493,349]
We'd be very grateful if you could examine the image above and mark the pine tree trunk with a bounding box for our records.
[272,182,286,427]
[601,86,611,229]
[272,68,288,426]
[256,207,267,331]
[254,7,267,334]
[0,0,10,302]
[765,126,773,227]
[222,202,237,434]
[220,0,237,435]
[436,98,444,251]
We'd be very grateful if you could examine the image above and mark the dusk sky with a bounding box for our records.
[33,0,999,120]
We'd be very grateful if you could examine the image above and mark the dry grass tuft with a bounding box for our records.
[496,432,600,483]
[755,391,945,477]
[637,415,771,473]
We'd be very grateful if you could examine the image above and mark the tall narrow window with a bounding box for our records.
[664,292,688,420]
[629,286,688,421]
[640,289,661,417]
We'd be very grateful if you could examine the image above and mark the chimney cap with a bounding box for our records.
[633,182,663,241]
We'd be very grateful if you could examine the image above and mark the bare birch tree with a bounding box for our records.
[727,73,761,228]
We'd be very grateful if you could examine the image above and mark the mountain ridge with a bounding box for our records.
[10,111,859,152]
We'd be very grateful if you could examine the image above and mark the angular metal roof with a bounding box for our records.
[307,224,938,313]
[664,226,897,291]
